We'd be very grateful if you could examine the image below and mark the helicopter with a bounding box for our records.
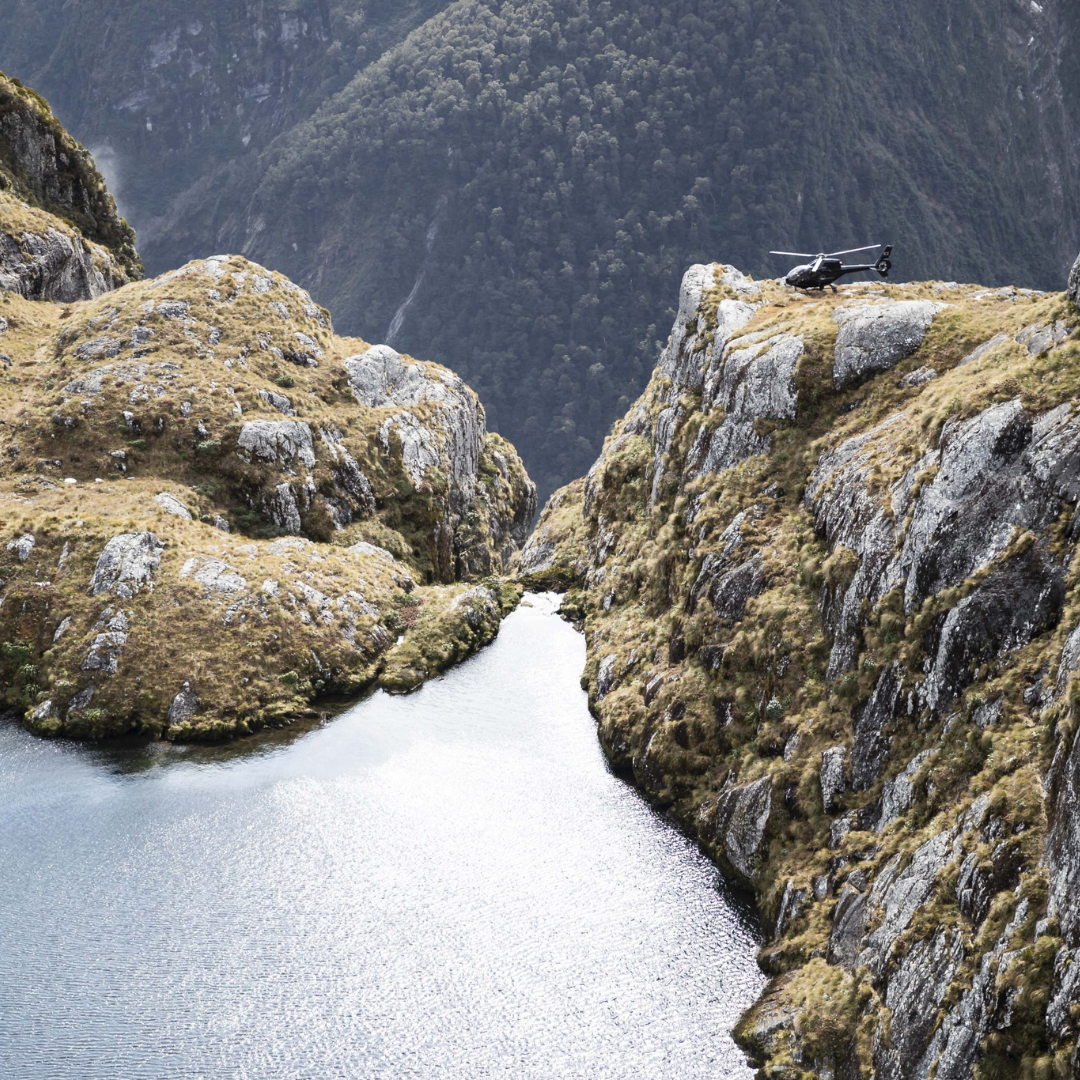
[770,244,893,291]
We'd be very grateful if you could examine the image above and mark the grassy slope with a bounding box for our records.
[0,248,531,740]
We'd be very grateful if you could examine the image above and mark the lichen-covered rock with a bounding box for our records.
[165,682,199,727]
[154,492,191,520]
[827,886,868,971]
[344,344,433,408]
[820,746,847,813]
[832,300,943,388]
[237,420,317,470]
[88,532,164,598]
[860,829,958,974]
[179,556,247,595]
[876,749,937,832]
[700,775,772,882]
[685,333,802,481]
[851,665,900,790]
[1068,249,1080,310]
[0,222,127,302]
[522,261,1080,1075]
[871,926,965,1079]
[6,532,34,561]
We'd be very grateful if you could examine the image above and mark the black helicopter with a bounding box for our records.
[770,244,893,291]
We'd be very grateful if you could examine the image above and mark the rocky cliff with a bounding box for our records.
[0,84,534,742]
[0,71,140,300]
[522,258,1080,1076]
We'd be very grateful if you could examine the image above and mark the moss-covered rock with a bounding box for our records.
[524,260,1080,1076]
[0,86,534,743]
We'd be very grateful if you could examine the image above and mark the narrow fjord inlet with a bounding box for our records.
[0,598,764,1079]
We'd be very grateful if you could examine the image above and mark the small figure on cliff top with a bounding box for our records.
[770,244,893,292]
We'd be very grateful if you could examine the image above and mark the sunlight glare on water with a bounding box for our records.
[0,594,765,1079]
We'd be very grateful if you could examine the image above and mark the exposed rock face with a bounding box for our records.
[522,261,1080,1075]
[0,72,139,301]
[686,333,802,482]
[820,746,846,812]
[0,224,126,302]
[89,532,164,598]
[827,886,868,971]
[647,265,761,502]
[1069,250,1080,310]
[344,341,534,580]
[237,420,317,470]
[807,396,1080,688]
[699,775,772,882]
[832,300,943,388]
[349,344,483,507]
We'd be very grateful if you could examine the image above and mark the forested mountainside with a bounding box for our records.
[0,81,535,742]
[521,259,1080,1077]
[2,0,1078,499]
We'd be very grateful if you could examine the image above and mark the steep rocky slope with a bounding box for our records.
[522,260,1080,1076]
[0,71,140,300]
[0,91,534,744]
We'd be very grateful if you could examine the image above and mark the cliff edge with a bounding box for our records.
[522,259,1080,1077]
[0,71,140,300]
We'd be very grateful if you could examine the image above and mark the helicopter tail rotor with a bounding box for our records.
[875,245,893,278]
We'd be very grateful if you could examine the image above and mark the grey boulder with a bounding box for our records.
[89,532,164,599]
[833,301,943,389]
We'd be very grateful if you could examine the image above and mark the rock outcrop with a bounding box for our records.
[0,71,139,300]
[832,300,943,388]
[522,260,1080,1076]
[0,78,534,743]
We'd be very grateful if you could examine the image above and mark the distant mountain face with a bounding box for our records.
[3,0,1078,497]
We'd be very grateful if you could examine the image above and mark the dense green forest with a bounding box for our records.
[2,0,1077,496]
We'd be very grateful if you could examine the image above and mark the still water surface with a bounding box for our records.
[1,595,764,1078]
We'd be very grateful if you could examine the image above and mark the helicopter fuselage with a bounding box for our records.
[785,259,878,290]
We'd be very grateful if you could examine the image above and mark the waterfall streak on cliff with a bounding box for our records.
[386,197,447,346]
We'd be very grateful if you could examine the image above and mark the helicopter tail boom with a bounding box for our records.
[875,245,893,278]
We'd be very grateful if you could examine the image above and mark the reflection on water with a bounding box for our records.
[0,594,764,1079]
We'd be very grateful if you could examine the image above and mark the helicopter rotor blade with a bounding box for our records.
[824,245,881,258]
[770,251,818,258]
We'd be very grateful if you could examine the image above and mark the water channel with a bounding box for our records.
[0,594,764,1078]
